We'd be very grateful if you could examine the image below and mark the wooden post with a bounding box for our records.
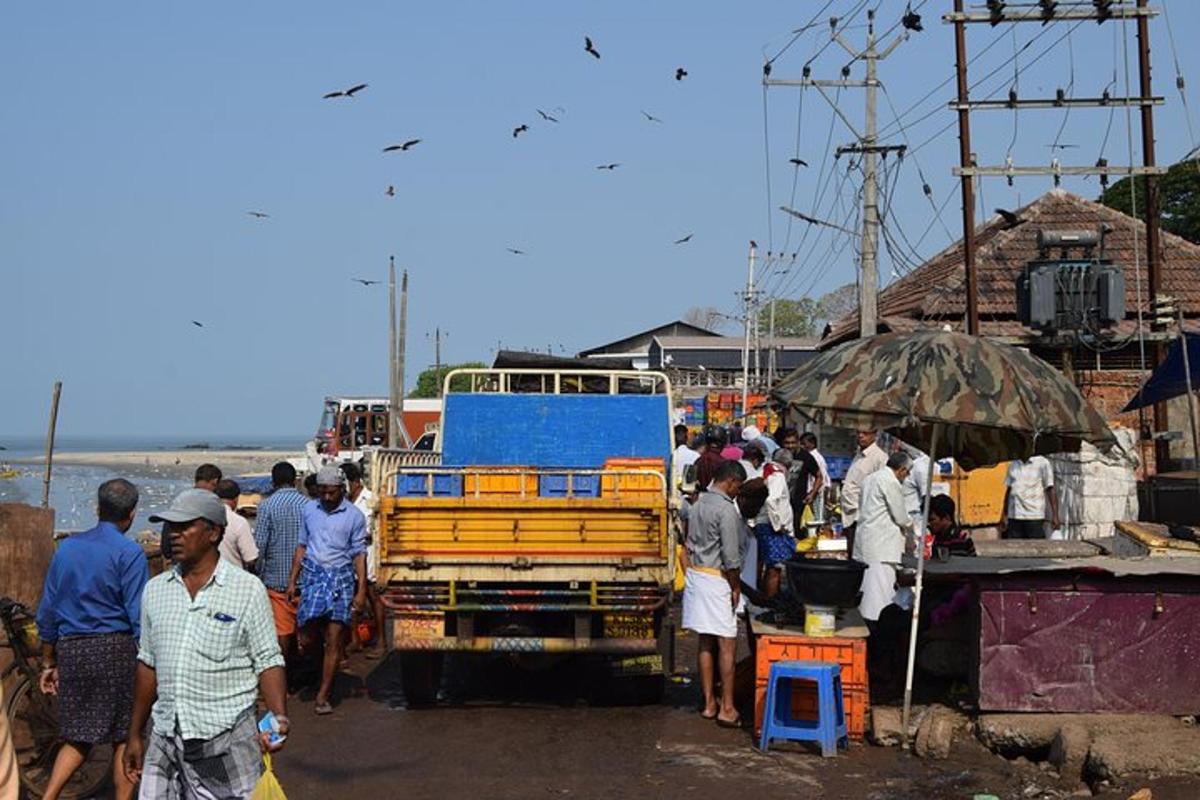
[954,0,980,336]
[42,381,62,508]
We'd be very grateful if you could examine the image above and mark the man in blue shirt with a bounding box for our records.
[287,466,367,715]
[36,478,148,800]
[253,462,309,661]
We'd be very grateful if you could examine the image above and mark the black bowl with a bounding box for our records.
[784,557,868,607]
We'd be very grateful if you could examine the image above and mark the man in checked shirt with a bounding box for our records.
[123,489,288,798]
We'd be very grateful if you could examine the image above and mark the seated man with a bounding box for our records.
[928,494,975,557]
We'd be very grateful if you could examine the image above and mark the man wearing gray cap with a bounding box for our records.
[123,489,287,798]
[286,466,367,715]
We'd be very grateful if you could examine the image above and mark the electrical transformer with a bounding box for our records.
[1017,228,1125,333]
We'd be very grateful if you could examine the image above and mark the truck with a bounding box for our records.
[370,368,676,704]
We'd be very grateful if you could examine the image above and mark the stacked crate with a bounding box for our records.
[753,633,870,740]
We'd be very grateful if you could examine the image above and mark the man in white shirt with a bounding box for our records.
[840,430,889,553]
[1000,456,1060,539]
[756,448,795,597]
[898,445,931,534]
[672,424,701,492]
[215,479,258,571]
[852,452,914,624]
[341,462,386,658]
[800,432,830,522]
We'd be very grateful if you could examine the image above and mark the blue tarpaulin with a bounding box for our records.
[1122,332,1200,412]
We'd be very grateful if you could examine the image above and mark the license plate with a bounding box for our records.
[609,654,663,677]
[393,612,444,641]
[603,613,655,639]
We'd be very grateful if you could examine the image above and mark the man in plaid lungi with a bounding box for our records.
[124,489,289,798]
[287,466,367,715]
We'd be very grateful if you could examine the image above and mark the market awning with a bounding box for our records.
[1122,333,1200,413]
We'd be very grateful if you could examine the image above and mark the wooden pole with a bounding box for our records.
[396,269,413,448]
[42,381,62,508]
[954,0,980,335]
[388,257,401,448]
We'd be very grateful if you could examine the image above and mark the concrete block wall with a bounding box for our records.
[1049,427,1140,541]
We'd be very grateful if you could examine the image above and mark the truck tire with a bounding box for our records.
[399,652,443,707]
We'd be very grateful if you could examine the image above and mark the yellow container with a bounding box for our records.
[462,469,538,497]
[803,604,837,637]
[601,458,666,499]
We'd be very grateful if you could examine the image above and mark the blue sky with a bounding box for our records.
[5,1,1198,439]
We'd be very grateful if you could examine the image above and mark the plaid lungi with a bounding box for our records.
[297,560,357,627]
[58,632,137,744]
[138,707,261,800]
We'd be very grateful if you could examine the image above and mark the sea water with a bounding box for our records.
[0,435,301,533]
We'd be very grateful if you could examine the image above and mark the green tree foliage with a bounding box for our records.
[756,298,818,338]
[1100,158,1200,244]
[409,361,487,398]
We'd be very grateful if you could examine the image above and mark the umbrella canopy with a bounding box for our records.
[770,330,1115,468]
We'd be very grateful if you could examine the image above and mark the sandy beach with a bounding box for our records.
[13,449,302,480]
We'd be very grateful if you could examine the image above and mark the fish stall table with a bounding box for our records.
[912,540,1200,714]
[747,608,871,739]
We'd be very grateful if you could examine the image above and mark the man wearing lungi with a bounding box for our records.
[37,478,149,800]
[286,466,367,715]
[124,489,288,798]
[681,459,747,728]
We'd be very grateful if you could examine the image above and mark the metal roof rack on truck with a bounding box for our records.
[442,368,671,397]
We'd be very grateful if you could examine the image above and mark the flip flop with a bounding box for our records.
[700,710,719,720]
[715,716,742,729]
[314,701,334,715]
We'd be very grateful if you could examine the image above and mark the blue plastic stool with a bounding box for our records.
[758,660,849,757]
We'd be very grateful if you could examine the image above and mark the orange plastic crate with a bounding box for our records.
[462,469,538,497]
[755,634,869,687]
[600,458,666,499]
[754,680,868,740]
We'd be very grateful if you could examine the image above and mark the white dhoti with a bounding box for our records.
[858,561,900,622]
[682,568,738,638]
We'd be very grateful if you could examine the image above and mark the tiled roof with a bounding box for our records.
[826,189,1200,345]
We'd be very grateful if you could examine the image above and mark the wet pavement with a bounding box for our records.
[272,645,1200,800]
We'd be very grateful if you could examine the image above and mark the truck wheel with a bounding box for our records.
[399,653,443,707]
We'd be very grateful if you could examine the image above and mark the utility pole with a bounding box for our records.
[388,257,401,448]
[952,0,980,335]
[945,0,1167,464]
[741,241,756,417]
[432,327,445,398]
[396,267,412,448]
[767,299,777,387]
[765,10,907,339]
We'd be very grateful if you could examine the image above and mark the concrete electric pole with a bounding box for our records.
[765,10,907,338]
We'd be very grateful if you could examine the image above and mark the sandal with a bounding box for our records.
[715,715,742,729]
[314,701,334,715]
[700,709,718,720]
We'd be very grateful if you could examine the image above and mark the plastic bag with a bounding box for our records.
[251,753,287,800]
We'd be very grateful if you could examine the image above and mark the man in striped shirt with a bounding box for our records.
[254,462,309,659]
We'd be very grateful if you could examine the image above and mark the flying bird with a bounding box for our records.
[675,67,688,81]
[513,124,529,138]
[595,163,620,170]
[1046,143,1079,150]
[641,110,663,124]
[673,234,693,245]
[247,211,270,219]
[383,139,422,152]
[536,109,559,123]
[323,83,368,99]
[506,247,526,255]
[584,36,600,60]
[901,4,924,32]
[995,207,1026,228]
[191,320,204,328]
[789,158,809,167]
[352,278,381,286]
[385,185,395,197]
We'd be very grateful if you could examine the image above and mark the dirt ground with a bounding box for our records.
[268,642,1200,800]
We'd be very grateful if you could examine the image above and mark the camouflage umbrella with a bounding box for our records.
[770,330,1114,743]
[770,330,1115,469]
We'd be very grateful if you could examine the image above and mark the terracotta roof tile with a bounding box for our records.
[825,189,1200,345]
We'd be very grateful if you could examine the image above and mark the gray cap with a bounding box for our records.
[148,488,227,526]
[316,465,345,486]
